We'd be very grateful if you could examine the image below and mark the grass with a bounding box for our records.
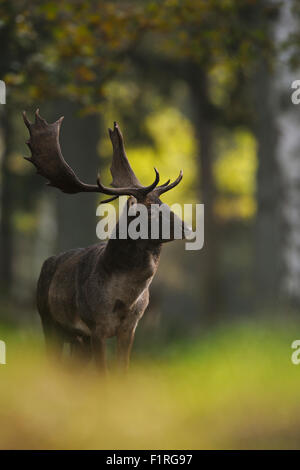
[0,316,300,449]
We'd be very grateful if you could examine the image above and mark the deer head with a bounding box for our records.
[23,109,185,242]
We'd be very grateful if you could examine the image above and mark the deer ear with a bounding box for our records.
[127,196,137,206]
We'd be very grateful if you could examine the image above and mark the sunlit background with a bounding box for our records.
[1,0,300,449]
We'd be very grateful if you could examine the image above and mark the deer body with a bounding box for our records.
[23,110,184,371]
[38,237,161,366]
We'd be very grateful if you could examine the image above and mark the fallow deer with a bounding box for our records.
[23,109,186,372]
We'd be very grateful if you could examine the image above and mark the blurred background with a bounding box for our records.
[1,0,300,449]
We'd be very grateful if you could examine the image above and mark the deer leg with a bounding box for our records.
[116,326,136,372]
[70,336,91,365]
[92,335,107,373]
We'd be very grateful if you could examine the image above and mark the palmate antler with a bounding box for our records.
[23,110,183,201]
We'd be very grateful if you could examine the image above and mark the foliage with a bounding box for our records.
[0,316,299,449]
[154,0,278,64]
[0,0,156,107]
[0,0,280,108]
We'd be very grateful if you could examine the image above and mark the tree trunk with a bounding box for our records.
[274,0,300,304]
[187,63,221,320]
[51,102,101,253]
[0,106,14,294]
[253,58,281,307]
[0,6,15,296]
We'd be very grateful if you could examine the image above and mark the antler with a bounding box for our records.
[22,110,160,201]
[107,121,183,197]
[152,170,183,196]
[109,122,142,188]
[97,167,160,199]
[23,109,97,194]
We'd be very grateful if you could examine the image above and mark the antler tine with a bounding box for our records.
[22,111,32,131]
[154,170,183,196]
[99,195,119,204]
[35,108,44,124]
[156,179,170,189]
[97,167,160,199]
[140,167,160,194]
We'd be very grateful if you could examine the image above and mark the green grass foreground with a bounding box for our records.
[0,317,300,449]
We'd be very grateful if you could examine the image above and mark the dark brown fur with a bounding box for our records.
[23,110,185,371]
[38,238,161,370]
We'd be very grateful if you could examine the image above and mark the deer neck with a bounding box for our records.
[102,237,162,278]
